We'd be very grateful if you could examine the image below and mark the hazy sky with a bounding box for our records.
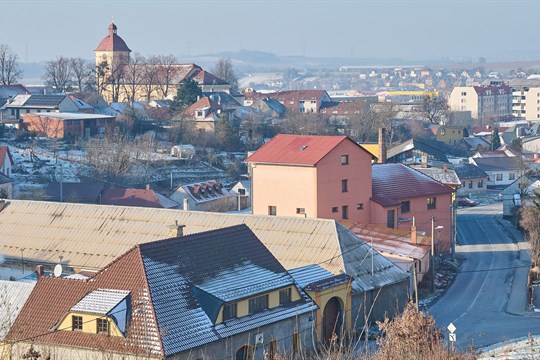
[1,0,540,63]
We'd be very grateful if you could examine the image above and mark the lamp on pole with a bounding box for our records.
[431,216,444,292]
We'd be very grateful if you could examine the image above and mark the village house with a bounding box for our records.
[0,146,14,178]
[0,199,410,340]
[3,94,81,121]
[23,112,115,139]
[182,94,240,135]
[453,164,489,195]
[169,180,236,212]
[469,157,525,188]
[386,138,449,167]
[6,225,318,359]
[243,90,332,113]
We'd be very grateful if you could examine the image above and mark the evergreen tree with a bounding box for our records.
[171,79,201,112]
[214,115,241,151]
[492,128,502,150]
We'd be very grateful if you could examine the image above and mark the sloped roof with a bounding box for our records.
[372,163,453,201]
[454,164,488,180]
[6,94,66,108]
[68,95,94,111]
[0,200,409,294]
[319,101,367,115]
[45,182,105,203]
[0,146,14,167]
[0,84,28,100]
[415,167,461,186]
[0,281,35,339]
[387,138,449,163]
[360,143,379,159]
[101,188,180,209]
[192,70,228,86]
[175,180,232,204]
[95,23,131,52]
[9,225,315,356]
[471,157,523,171]
[246,134,367,166]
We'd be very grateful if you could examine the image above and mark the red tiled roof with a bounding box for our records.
[7,247,161,356]
[95,23,131,52]
[100,188,178,208]
[191,70,228,85]
[0,146,13,167]
[246,134,358,166]
[372,163,453,201]
[319,101,368,115]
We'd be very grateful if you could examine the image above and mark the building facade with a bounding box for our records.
[449,85,512,123]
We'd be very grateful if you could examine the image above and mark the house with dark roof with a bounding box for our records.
[453,164,489,194]
[0,84,29,108]
[246,134,375,224]
[44,182,106,203]
[371,163,453,251]
[6,225,318,359]
[182,94,240,135]
[386,138,449,166]
[469,157,525,188]
[192,70,231,93]
[415,166,461,191]
[169,180,236,212]
[3,94,80,120]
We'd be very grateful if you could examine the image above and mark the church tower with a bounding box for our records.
[95,21,131,77]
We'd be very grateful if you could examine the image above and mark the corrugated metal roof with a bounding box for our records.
[70,289,130,315]
[0,200,409,294]
[0,280,35,339]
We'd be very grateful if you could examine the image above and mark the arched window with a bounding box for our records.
[235,345,254,360]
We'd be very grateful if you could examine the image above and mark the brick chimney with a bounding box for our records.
[411,217,417,244]
[35,265,44,278]
[146,184,151,191]
[378,128,387,164]
[168,221,185,238]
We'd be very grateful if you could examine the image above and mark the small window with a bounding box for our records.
[249,294,268,314]
[296,208,305,215]
[342,205,348,219]
[468,181,473,189]
[341,155,349,165]
[387,209,395,229]
[496,174,503,181]
[478,180,483,188]
[357,203,364,210]
[72,315,83,331]
[238,188,246,195]
[223,303,237,321]
[427,197,437,210]
[401,201,410,214]
[25,109,30,113]
[279,288,291,305]
[341,179,348,193]
[509,173,516,180]
[268,206,276,216]
[96,318,109,334]
[331,207,338,213]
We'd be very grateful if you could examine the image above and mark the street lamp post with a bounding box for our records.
[431,216,444,292]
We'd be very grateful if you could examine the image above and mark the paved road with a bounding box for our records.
[429,203,540,351]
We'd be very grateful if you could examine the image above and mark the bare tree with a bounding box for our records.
[212,57,238,91]
[95,60,110,97]
[141,55,160,102]
[344,103,399,143]
[0,44,23,85]
[43,56,73,92]
[69,57,93,92]
[122,52,145,103]
[415,95,449,124]
[520,191,540,266]
[156,54,179,99]
[278,112,336,136]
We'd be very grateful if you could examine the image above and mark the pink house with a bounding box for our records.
[246,134,374,223]
[371,163,453,251]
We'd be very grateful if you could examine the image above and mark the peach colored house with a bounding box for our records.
[246,134,374,223]
[371,163,453,251]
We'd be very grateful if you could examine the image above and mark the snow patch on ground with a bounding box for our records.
[478,336,540,359]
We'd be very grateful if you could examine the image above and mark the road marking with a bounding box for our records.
[451,214,496,323]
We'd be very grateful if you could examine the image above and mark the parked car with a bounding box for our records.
[456,196,477,207]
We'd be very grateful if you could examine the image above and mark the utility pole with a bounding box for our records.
[431,216,435,292]
[413,261,419,311]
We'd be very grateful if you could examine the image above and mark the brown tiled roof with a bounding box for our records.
[7,247,161,356]
[191,70,228,85]
[246,134,368,166]
[100,188,179,208]
[372,163,453,201]
[95,23,131,52]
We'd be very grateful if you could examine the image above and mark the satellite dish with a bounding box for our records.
[53,264,63,278]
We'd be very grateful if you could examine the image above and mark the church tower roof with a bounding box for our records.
[95,22,131,52]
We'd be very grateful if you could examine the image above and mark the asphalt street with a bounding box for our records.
[429,203,540,351]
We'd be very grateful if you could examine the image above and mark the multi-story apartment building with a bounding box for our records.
[449,85,512,123]
[507,78,540,121]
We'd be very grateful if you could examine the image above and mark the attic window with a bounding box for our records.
[96,318,109,335]
[223,303,237,321]
[299,145,308,151]
[72,315,83,331]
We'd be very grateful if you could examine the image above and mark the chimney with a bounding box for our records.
[35,265,44,278]
[167,221,185,238]
[411,217,417,244]
[421,152,428,167]
[378,128,387,164]
[443,164,448,172]
[146,184,151,191]
[183,198,189,211]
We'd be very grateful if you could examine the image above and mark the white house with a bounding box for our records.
[469,157,524,188]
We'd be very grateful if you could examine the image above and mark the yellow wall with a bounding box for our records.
[306,282,352,339]
[57,312,124,337]
[215,286,302,324]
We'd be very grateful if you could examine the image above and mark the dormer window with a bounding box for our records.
[96,318,109,335]
[72,315,83,331]
[223,303,237,321]
[248,295,268,314]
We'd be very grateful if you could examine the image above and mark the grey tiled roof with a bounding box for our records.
[140,224,314,356]
[416,167,461,186]
[471,157,523,171]
[454,164,488,180]
[70,289,130,315]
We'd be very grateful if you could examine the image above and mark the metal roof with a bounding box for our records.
[0,200,409,293]
[70,289,130,315]
[0,280,36,339]
[415,167,461,186]
[27,112,115,120]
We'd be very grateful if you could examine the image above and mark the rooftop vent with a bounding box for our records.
[299,145,308,151]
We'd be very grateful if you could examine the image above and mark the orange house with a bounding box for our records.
[246,134,374,223]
